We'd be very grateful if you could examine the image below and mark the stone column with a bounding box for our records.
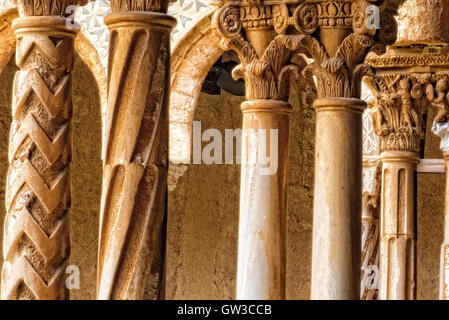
[311,98,365,300]
[213,1,297,299]
[97,1,176,300]
[1,0,84,300]
[307,0,400,300]
[237,100,290,299]
[365,72,421,300]
[366,47,449,299]
[212,1,300,300]
[379,151,418,300]
[212,0,399,300]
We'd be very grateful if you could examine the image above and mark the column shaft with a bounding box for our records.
[97,10,176,299]
[237,100,290,300]
[379,151,418,300]
[311,98,365,300]
[1,16,75,300]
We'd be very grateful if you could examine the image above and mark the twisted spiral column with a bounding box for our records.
[1,15,76,300]
[97,6,176,299]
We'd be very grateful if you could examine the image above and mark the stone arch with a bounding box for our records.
[169,14,223,165]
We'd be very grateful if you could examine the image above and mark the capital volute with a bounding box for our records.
[212,1,402,100]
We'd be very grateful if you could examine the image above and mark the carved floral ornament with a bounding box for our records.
[16,0,88,16]
[364,71,449,153]
[211,0,402,100]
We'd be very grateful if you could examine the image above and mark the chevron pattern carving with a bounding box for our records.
[1,17,74,300]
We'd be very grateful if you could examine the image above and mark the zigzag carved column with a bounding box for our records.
[212,0,400,299]
[96,0,176,300]
[1,0,85,300]
[366,50,449,299]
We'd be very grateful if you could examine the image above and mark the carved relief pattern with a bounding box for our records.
[211,1,304,100]
[366,71,449,152]
[363,111,380,154]
[362,82,380,155]
[97,10,174,299]
[1,15,76,299]
[212,0,400,100]
[367,54,449,68]
[361,159,380,300]
[364,44,449,299]
[17,0,83,16]
[110,0,168,13]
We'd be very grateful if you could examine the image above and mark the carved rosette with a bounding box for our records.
[97,5,176,300]
[212,0,400,100]
[0,0,86,299]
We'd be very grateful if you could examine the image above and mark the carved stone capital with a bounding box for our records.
[212,0,401,100]
[365,53,449,153]
[1,5,78,300]
[109,0,169,13]
[17,0,87,17]
[361,156,380,300]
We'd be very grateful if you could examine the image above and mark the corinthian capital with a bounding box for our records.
[109,0,169,13]
[366,50,449,153]
[17,0,87,16]
[212,0,402,100]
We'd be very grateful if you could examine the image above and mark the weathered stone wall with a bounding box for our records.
[396,0,449,45]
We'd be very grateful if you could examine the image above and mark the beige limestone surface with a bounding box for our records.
[0,54,102,300]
